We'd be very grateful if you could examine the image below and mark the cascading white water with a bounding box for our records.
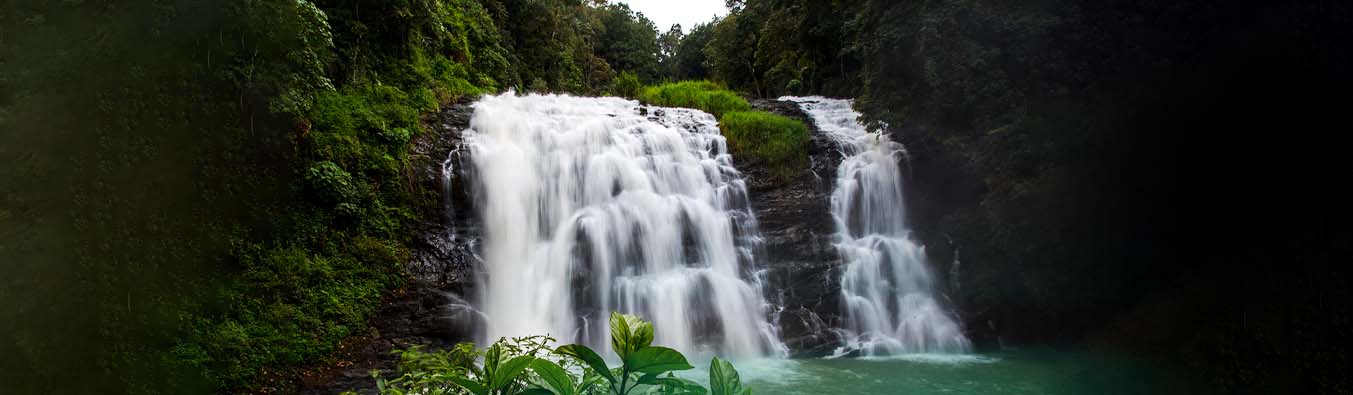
[463,93,784,359]
[781,96,971,356]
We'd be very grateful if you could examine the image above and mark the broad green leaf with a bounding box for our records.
[650,377,709,395]
[708,357,742,395]
[632,319,654,350]
[557,344,616,384]
[530,359,576,395]
[637,371,663,385]
[609,312,653,358]
[579,369,607,393]
[491,355,536,390]
[625,346,694,374]
[516,389,555,395]
[447,376,489,395]
[610,312,634,358]
[485,342,504,382]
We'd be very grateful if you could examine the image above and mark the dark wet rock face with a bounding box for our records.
[407,98,480,289]
[747,99,845,357]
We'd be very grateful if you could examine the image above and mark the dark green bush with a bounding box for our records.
[176,238,405,387]
[304,161,356,206]
[611,71,644,99]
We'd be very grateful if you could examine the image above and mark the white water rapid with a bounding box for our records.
[462,93,784,359]
[781,96,971,356]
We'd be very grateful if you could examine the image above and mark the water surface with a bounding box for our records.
[733,349,1201,394]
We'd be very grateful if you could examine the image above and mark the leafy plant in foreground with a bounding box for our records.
[553,312,704,395]
[366,313,751,395]
[367,336,552,395]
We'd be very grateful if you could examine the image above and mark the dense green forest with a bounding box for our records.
[1,0,672,392]
[3,0,1351,393]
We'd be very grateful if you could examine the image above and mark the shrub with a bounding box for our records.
[638,81,751,118]
[181,65,431,392]
[719,110,810,180]
[183,240,402,388]
[530,78,550,93]
[304,161,356,206]
[610,71,644,99]
[366,313,752,395]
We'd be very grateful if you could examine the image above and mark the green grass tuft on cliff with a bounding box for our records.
[637,81,809,181]
[718,110,810,180]
[638,81,752,118]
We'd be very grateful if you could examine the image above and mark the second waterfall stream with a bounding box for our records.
[461,93,784,359]
[782,96,971,356]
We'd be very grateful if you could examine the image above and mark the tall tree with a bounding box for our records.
[594,3,661,82]
[704,12,763,96]
[658,24,684,79]
[672,21,716,80]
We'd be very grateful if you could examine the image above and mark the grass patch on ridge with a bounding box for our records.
[637,80,752,118]
[719,110,810,180]
[636,81,808,181]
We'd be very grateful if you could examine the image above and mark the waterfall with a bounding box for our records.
[462,93,784,359]
[781,96,971,356]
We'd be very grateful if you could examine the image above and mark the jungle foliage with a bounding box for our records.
[362,313,751,395]
[0,1,667,393]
